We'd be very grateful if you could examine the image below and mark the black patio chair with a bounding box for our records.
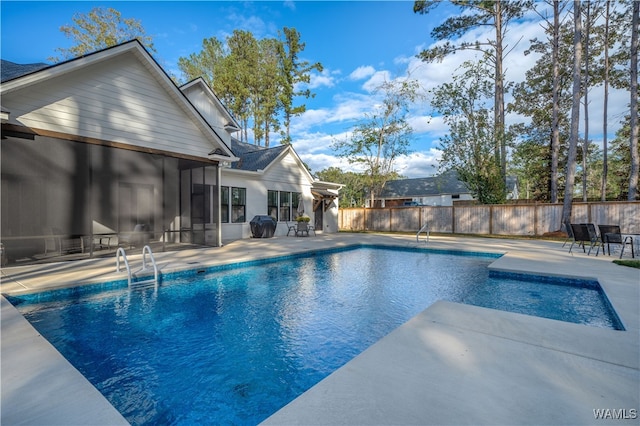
[562,222,575,248]
[569,223,599,255]
[597,224,634,258]
[584,223,603,255]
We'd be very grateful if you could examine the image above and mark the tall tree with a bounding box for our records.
[582,1,592,202]
[629,0,639,200]
[333,79,418,207]
[227,30,260,144]
[511,1,573,202]
[278,28,323,145]
[51,7,155,62]
[561,1,583,227]
[255,37,282,147]
[600,0,610,201]
[178,28,321,146]
[413,0,532,194]
[550,0,565,203]
[431,60,506,204]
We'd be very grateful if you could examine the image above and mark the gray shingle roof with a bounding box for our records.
[379,170,470,198]
[1,60,50,82]
[230,138,288,172]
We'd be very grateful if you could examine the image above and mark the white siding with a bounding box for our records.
[262,152,311,186]
[3,53,219,159]
[220,152,315,241]
[220,173,264,241]
[181,85,232,146]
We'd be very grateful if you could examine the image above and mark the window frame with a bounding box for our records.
[231,187,246,223]
[267,190,278,220]
[279,191,291,222]
[220,186,229,223]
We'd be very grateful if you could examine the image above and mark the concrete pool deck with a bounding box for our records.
[1,233,638,425]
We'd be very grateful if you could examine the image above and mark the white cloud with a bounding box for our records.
[329,92,374,122]
[300,152,358,175]
[291,131,338,154]
[349,65,375,80]
[225,13,270,37]
[362,70,392,92]
[293,10,629,180]
[308,68,336,89]
[394,150,442,178]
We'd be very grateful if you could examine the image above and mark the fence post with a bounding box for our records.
[452,205,456,233]
[364,207,367,231]
[489,205,494,235]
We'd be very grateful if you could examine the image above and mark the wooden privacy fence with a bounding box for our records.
[339,202,640,236]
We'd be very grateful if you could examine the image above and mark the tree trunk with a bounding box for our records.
[629,0,639,200]
[583,1,590,202]
[562,1,583,227]
[550,0,561,204]
[601,1,610,201]
[494,0,507,192]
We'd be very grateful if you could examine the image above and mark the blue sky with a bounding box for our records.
[1,1,629,178]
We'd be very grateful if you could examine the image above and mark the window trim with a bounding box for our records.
[231,187,246,223]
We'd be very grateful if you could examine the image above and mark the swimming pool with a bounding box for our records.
[7,246,622,425]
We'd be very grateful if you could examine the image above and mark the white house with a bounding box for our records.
[0,40,340,264]
[180,77,342,241]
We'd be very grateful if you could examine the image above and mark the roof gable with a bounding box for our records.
[227,138,314,182]
[180,78,240,131]
[230,138,288,171]
[1,40,235,161]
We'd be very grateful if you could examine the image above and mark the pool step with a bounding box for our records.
[129,278,158,291]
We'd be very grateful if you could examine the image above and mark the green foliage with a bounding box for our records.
[508,1,637,203]
[431,60,506,204]
[332,79,418,205]
[177,27,321,147]
[315,167,370,208]
[278,27,323,144]
[51,7,155,62]
[414,0,532,192]
[509,18,574,202]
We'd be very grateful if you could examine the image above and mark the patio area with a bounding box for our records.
[2,233,638,425]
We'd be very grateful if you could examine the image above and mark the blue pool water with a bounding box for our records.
[8,247,622,425]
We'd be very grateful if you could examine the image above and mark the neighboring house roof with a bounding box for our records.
[1,40,236,162]
[1,60,50,82]
[380,170,470,199]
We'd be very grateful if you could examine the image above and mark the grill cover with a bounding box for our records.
[249,215,277,238]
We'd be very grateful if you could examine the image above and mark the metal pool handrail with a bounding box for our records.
[141,245,158,286]
[116,247,132,287]
[416,223,430,244]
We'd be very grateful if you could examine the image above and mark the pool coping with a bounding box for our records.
[1,233,639,425]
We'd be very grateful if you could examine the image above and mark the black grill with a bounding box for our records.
[249,215,277,238]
